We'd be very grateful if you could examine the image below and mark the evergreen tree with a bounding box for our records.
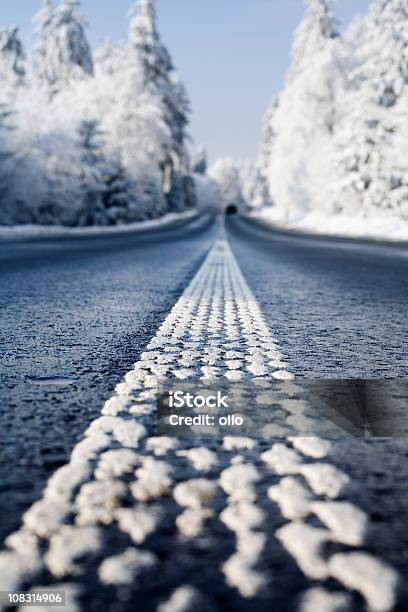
[75,119,107,226]
[92,35,169,219]
[289,0,339,81]
[0,103,14,224]
[128,0,172,88]
[332,0,408,215]
[75,119,147,227]
[0,27,25,101]
[267,0,343,218]
[31,0,55,87]
[127,0,192,210]
[102,155,141,225]
[240,161,271,210]
[0,0,197,227]
[32,0,93,94]
[209,158,246,211]
[192,146,207,175]
[259,96,278,180]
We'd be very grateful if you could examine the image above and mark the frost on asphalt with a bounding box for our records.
[0,237,400,611]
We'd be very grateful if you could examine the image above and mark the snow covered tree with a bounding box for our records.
[0,103,14,223]
[239,161,271,210]
[32,0,93,95]
[192,145,207,175]
[289,0,339,81]
[267,0,344,218]
[128,0,171,84]
[5,123,81,226]
[1,0,196,227]
[259,96,278,181]
[31,0,55,86]
[127,0,193,210]
[209,158,246,211]
[332,0,408,216]
[75,119,107,226]
[101,155,141,225]
[0,27,25,101]
[91,37,169,219]
[193,173,222,212]
[357,0,408,109]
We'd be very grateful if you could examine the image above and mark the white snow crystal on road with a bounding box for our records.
[173,479,217,509]
[75,481,126,526]
[300,464,350,499]
[329,552,399,612]
[99,548,156,586]
[176,447,218,471]
[289,436,332,459]
[23,499,69,539]
[222,553,266,599]
[310,501,367,546]
[146,437,179,456]
[131,457,173,501]
[115,506,161,545]
[0,550,42,592]
[261,443,302,475]
[45,526,102,578]
[277,522,332,580]
[300,587,351,612]
[157,586,201,612]
[176,508,213,538]
[95,449,139,480]
[220,501,264,533]
[268,477,314,520]
[113,421,146,448]
[219,464,261,501]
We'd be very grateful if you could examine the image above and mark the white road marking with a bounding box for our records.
[0,234,399,611]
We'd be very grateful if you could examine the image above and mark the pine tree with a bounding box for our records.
[209,158,246,211]
[357,0,408,109]
[2,0,197,227]
[240,161,271,210]
[32,0,93,94]
[0,103,14,224]
[289,0,339,81]
[259,96,279,180]
[94,34,170,217]
[332,0,408,216]
[127,0,192,210]
[192,146,207,175]
[102,155,140,225]
[267,0,343,218]
[0,27,25,101]
[31,0,55,87]
[128,0,173,88]
[76,119,107,226]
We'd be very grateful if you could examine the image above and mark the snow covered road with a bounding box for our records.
[1,214,408,610]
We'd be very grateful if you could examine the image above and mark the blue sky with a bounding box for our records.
[1,0,371,162]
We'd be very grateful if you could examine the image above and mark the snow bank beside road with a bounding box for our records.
[252,209,408,242]
[0,210,199,243]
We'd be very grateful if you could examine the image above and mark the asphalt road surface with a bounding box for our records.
[227,216,408,379]
[1,212,408,611]
[0,214,217,541]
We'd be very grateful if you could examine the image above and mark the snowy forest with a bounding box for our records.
[217,0,408,235]
[0,0,406,232]
[0,0,206,227]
